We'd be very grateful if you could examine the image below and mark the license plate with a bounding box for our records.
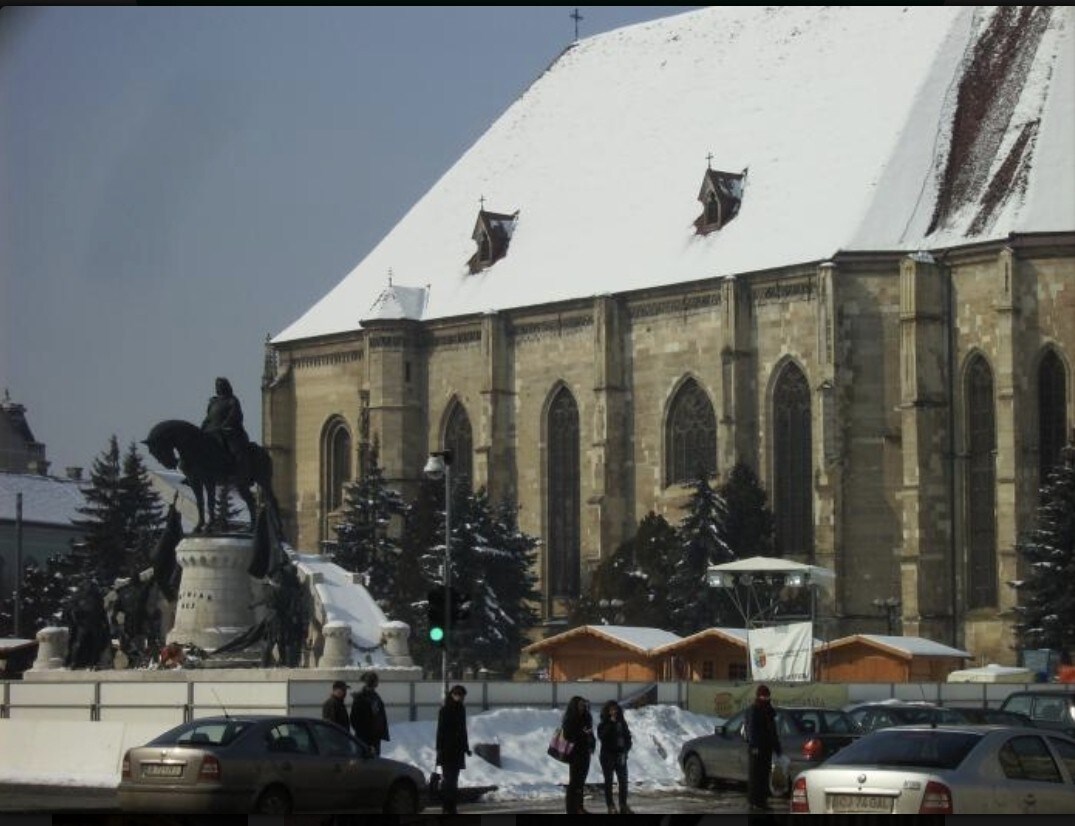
[828,793,893,813]
[142,763,183,778]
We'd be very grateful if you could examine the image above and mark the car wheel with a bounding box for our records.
[255,785,292,815]
[683,753,707,788]
[384,780,419,814]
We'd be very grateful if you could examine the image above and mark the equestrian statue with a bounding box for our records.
[143,377,280,534]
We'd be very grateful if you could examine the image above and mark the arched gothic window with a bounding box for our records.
[547,386,580,599]
[705,192,720,226]
[773,363,813,559]
[666,378,717,486]
[966,355,997,609]
[323,417,352,513]
[444,400,473,490]
[1039,350,1067,486]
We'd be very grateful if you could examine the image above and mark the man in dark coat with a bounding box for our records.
[744,683,782,810]
[435,684,471,815]
[350,672,390,755]
[322,680,350,730]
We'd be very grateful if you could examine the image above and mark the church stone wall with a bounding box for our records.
[265,236,1075,666]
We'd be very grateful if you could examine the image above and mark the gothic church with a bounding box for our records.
[264,7,1075,664]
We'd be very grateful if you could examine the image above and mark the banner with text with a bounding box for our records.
[748,621,813,682]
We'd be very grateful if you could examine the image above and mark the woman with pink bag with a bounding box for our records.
[560,695,596,814]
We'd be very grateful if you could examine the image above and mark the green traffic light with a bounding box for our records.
[429,626,445,643]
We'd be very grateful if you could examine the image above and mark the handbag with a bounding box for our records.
[546,726,575,763]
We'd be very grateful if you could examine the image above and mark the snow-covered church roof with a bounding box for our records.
[275,6,1074,344]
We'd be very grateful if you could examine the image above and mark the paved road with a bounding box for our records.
[0,782,788,817]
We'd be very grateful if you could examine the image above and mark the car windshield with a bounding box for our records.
[824,729,982,769]
[150,720,253,747]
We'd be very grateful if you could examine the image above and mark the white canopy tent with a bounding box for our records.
[705,556,837,682]
[946,663,1036,683]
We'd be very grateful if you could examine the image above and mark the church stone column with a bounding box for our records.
[719,276,757,472]
[588,295,630,563]
[364,320,427,495]
[897,253,955,645]
[813,262,840,579]
[477,312,515,504]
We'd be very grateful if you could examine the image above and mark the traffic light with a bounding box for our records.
[427,587,447,647]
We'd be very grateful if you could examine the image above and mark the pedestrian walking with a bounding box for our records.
[744,683,782,811]
[561,695,596,814]
[597,700,633,814]
[435,684,471,815]
[350,672,390,755]
[321,679,350,730]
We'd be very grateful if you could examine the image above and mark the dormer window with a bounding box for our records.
[695,165,746,235]
[468,207,518,273]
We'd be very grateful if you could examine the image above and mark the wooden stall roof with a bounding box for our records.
[522,625,682,655]
[818,634,971,661]
[652,627,750,655]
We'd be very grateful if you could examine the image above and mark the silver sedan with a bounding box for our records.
[118,715,427,814]
[790,725,1075,815]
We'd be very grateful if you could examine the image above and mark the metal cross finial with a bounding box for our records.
[387,267,393,286]
[571,8,583,42]
[706,152,713,169]
[479,195,485,211]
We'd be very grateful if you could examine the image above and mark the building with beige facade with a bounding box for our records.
[264,7,1074,665]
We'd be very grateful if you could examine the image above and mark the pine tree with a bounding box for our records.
[120,441,165,574]
[398,476,446,674]
[667,472,735,634]
[0,555,71,636]
[570,512,680,629]
[720,462,776,558]
[73,435,127,585]
[1013,443,1075,654]
[331,442,409,612]
[73,436,165,588]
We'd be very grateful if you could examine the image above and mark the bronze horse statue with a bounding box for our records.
[144,419,278,533]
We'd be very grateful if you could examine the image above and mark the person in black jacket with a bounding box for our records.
[597,700,633,814]
[321,680,350,730]
[561,695,596,814]
[744,683,782,810]
[435,684,471,815]
[349,672,390,755]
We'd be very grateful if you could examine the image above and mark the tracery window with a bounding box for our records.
[1039,349,1067,486]
[773,363,813,559]
[966,355,997,609]
[444,400,473,491]
[323,417,352,513]
[666,378,717,486]
[547,386,580,599]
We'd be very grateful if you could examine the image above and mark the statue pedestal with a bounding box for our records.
[167,535,260,664]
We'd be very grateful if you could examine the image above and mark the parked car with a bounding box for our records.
[844,701,970,733]
[790,725,1075,814]
[953,707,1034,727]
[118,715,426,814]
[999,691,1075,735]
[679,706,862,791]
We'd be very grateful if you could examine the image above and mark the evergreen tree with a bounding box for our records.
[0,554,73,636]
[459,491,541,676]
[570,512,680,629]
[1013,443,1075,654]
[120,441,165,573]
[667,472,735,634]
[73,436,165,587]
[398,476,446,674]
[73,435,127,585]
[331,442,409,612]
[720,462,776,558]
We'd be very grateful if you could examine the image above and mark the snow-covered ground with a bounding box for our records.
[0,704,723,801]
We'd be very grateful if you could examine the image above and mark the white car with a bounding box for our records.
[790,725,1075,815]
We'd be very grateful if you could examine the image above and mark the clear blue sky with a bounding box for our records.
[0,6,696,476]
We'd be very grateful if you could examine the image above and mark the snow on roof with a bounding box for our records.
[275,6,1074,344]
[823,634,971,659]
[524,624,682,654]
[363,282,429,322]
[0,471,86,527]
[655,626,750,653]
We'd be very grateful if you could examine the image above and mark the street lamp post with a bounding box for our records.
[423,449,453,696]
[872,596,901,635]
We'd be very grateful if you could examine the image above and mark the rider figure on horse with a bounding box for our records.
[202,377,250,478]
